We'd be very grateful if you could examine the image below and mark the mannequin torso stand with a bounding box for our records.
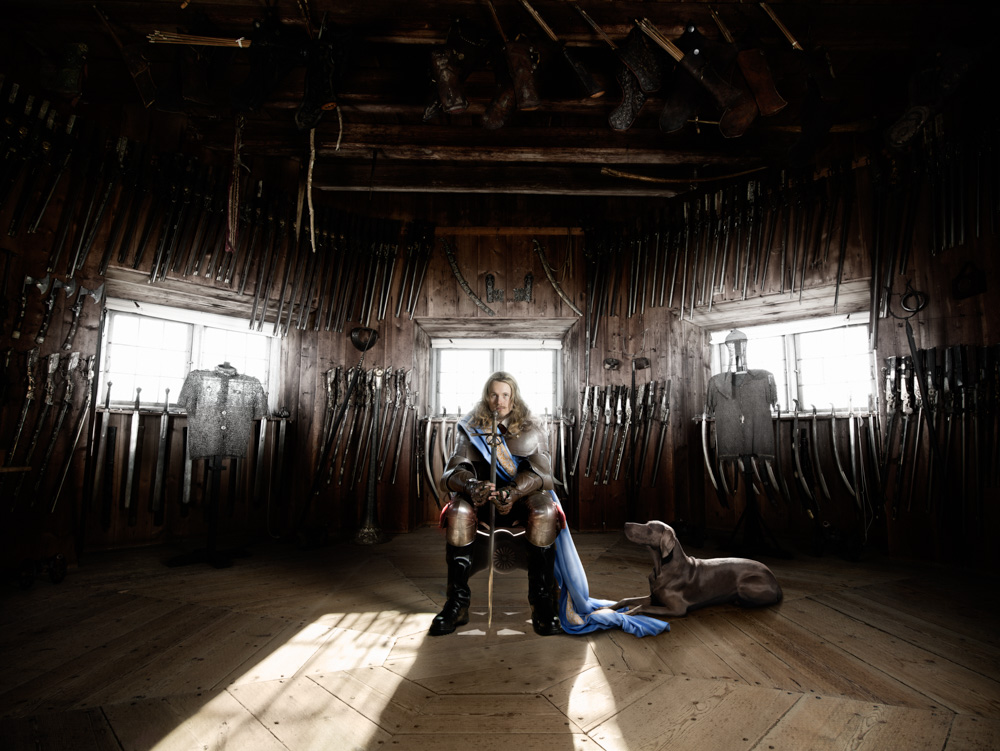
[710,332,790,558]
[726,453,790,558]
[167,362,265,569]
[166,455,249,569]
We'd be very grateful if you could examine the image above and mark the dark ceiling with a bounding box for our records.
[1,1,990,199]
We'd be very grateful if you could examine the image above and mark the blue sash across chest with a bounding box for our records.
[459,416,519,480]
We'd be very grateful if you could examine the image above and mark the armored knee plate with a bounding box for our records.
[525,492,560,547]
[444,497,478,547]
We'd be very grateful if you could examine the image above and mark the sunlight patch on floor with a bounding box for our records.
[567,663,624,742]
[140,581,442,751]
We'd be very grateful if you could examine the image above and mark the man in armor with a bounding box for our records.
[429,371,564,636]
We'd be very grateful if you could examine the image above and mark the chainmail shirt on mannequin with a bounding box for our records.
[706,369,777,458]
[177,364,267,459]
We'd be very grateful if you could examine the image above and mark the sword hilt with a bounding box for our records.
[23,345,39,399]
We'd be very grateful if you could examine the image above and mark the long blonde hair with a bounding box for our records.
[468,371,534,436]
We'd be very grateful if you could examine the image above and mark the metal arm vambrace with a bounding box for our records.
[505,470,543,502]
[445,466,476,493]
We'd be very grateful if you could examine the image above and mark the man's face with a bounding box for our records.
[487,380,513,419]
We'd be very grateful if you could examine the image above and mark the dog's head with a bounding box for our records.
[624,520,678,564]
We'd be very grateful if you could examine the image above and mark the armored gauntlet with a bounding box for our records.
[448,468,492,506]
[495,470,542,514]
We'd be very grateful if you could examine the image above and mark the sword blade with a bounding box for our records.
[391,399,412,484]
[151,390,171,513]
[123,388,142,508]
[253,416,268,506]
[829,405,856,499]
[810,406,832,500]
[603,422,621,485]
[701,412,720,491]
[487,410,499,630]
[651,421,668,487]
[569,404,589,476]
[612,419,631,482]
[791,407,816,514]
[7,397,34,465]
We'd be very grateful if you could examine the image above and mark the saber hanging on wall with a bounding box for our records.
[534,239,583,316]
[123,387,142,509]
[442,238,495,316]
[151,388,171,519]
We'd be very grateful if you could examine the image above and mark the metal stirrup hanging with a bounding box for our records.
[487,409,500,629]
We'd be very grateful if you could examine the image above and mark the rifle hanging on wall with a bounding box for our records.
[649,380,671,486]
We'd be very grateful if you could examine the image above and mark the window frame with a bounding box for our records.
[100,298,281,411]
[430,338,562,418]
[709,315,875,411]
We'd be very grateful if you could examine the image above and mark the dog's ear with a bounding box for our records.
[659,526,677,561]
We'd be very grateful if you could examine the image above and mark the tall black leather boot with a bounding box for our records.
[429,544,473,636]
[527,543,564,636]
[608,63,647,132]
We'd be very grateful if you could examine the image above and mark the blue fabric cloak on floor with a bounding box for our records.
[460,416,669,638]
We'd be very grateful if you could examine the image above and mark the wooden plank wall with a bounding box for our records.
[2,94,997,568]
[0,155,891,567]
[868,160,1000,566]
[690,119,1000,566]
[306,175,876,539]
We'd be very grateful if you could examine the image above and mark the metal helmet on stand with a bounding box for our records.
[724,329,749,373]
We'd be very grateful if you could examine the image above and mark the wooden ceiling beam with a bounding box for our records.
[5,0,948,51]
[311,162,685,196]
[312,124,758,165]
[206,121,767,168]
[415,317,579,340]
[4,0,969,205]
[686,280,871,329]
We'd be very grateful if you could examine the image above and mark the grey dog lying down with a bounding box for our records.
[599,520,783,620]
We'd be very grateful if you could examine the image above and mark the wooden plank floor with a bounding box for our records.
[1,526,999,751]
